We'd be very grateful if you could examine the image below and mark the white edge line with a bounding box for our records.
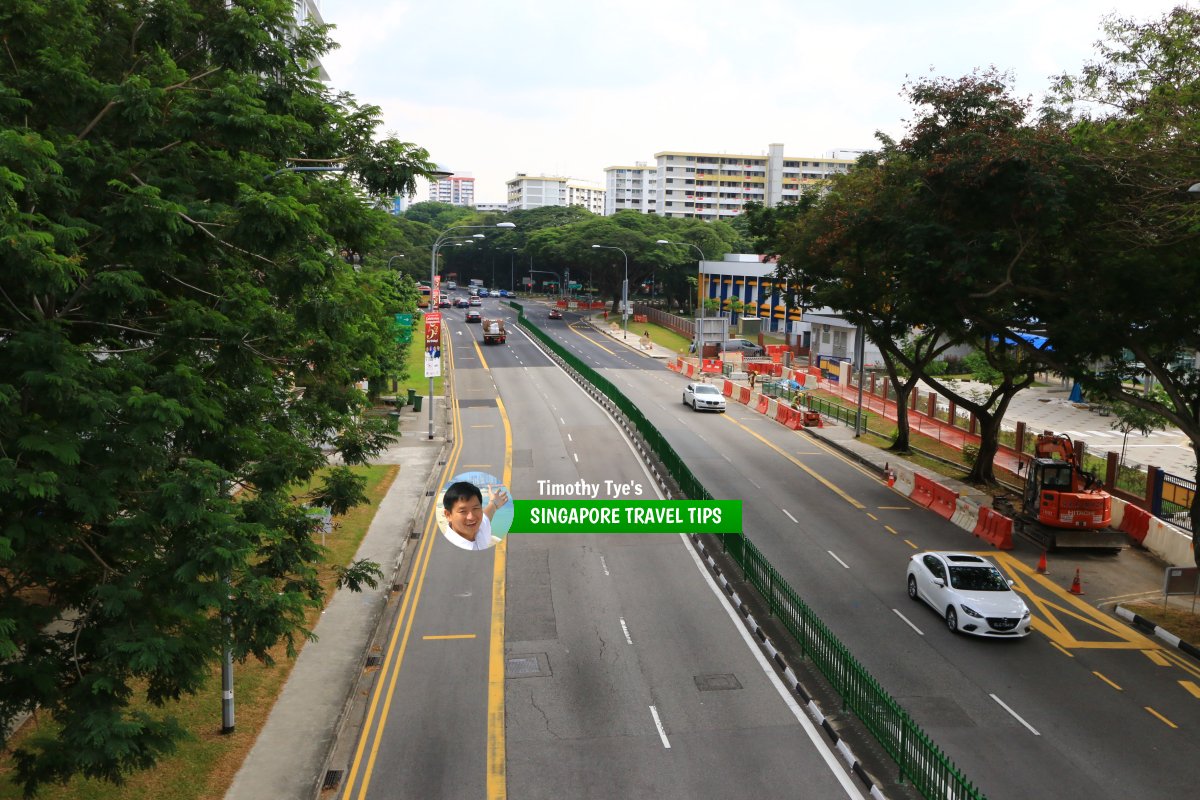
[573,453,579,463]
[600,555,610,576]
[679,531,868,799]
[749,479,762,490]
[567,433,573,442]
[783,508,799,524]
[648,705,671,749]
[828,550,850,569]
[620,617,633,645]
[990,693,1041,736]
[892,609,924,636]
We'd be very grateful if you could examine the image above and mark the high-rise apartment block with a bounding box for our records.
[429,174,476,207]
[603,162,657,215]
[655,144,852,220]
[506,175,605,215]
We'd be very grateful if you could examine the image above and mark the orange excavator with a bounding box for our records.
[997,432,1128,550]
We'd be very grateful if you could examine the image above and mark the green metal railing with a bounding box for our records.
[512,303,985,800]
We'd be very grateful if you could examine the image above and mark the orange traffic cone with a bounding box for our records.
[1069,568,1084,595]
[1036,551,1047,574]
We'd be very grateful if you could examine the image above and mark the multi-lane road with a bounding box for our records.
[336,297,1200,800]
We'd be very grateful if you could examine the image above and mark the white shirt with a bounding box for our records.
[446,514,495,551]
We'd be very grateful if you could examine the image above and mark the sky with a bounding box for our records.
[319,0,1190,205]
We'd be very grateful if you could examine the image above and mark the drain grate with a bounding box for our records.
[694,673,742,692]
[322,770,344,790]
[506,653,552,678]
[365,655,382,668]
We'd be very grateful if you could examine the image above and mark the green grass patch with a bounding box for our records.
[396,323,443,398]
[1124,601,1200,644]
[0,465,399,800]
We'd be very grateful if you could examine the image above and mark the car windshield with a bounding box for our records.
[694,385,721,395]
[948,566,1009,591]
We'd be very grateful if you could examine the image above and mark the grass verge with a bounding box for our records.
[0,465,399,800]
[1123,601,1200,644]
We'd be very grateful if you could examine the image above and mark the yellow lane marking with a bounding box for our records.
[567,323,616,355]
[1145,707,1178,729]
[878,506,911,510]
[1050,641,1074,658]
[885,526,899,535]
[1143,650,1171,666]
[1093,671,1123,691]
[989,552,1155,652]
[866,513,878,521]
[1180,680,1200,699]
[1160,648,1200,681]
[342,337,464,800]
[489,395,514,800]
[423,634,477,640]
[903,539,919,549]
[720,414,864,509]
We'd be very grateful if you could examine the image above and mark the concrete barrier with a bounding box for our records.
[1142,517,1196,566]
[893,465,915,498]
[766,398,779,419]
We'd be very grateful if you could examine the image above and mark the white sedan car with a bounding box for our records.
[906,552,1031,637]
[682,382,726,412]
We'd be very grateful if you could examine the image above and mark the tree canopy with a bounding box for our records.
[0,0,440,791]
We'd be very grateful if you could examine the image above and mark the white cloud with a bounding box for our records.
[320,0,1193,203]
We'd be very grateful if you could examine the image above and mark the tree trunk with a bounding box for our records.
[966,412,1006,484]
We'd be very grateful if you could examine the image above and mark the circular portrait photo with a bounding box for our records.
[437,471,514,552]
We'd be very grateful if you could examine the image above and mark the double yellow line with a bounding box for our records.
[340,335,514,800]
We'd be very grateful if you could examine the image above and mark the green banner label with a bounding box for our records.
[509,500,741,534]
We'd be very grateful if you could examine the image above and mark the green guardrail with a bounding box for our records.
[512,300,985,800]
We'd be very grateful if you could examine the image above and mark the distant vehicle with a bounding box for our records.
[722,338,764,357]
[446,281,457,290]
[437,298,451,308]
[465,309,482,323]
[548,308,563,320]
[499,289,509,298]
[469,297,482,307]
[478,289,489,298]
[417,285,431,309]
[482,318,506,344]
[682,382,726,412]
[906,552,1031,638]
[490,288,501,296]
[455,298,470,308]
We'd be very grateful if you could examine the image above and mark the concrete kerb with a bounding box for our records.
[1115,605,1200,662]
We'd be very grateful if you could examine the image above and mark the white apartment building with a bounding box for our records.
[293,1,330,81]
[506,175,605,214]
[429,174,476,206]
[603,162,658,215]
[655,143,853,220]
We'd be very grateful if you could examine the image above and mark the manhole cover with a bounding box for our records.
[694,673,742,692]
[506,653,551,678]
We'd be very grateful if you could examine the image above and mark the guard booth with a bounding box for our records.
[698,317,730,358]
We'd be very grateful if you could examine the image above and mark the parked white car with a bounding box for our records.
[682,382,726,413]
[906,552,1031,637]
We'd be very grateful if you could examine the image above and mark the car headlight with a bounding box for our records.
[1021,608,1031,619]
[960,604,983,618]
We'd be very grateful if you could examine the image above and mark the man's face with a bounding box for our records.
[445,496,483,541]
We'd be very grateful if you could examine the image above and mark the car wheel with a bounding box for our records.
[682,394,688,406]
[907,575,919,601]
[946,607,958,634]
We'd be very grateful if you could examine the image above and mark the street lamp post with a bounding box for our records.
[429,223,516,439]
[510,248,519,292]
[387,254,405,270]
[591,245,629,339]
[656,239,707,355]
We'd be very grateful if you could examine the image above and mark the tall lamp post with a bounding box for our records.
[656,239,707,354]
[591,245,629,339]
[509,248,519,292]
[387,254,405,270]
[429,223,516,439]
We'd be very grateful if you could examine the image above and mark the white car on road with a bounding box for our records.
[906,552,1031,637]
[683,382,726,413]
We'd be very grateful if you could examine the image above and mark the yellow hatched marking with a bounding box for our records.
[567,323,616,355]
[1145,707,1178,729]
[422,634,477,640]
[1093,671,1123,691]
[1180,681,1200,699]
[1143,650,1171,666]
[1050,641,1074,658]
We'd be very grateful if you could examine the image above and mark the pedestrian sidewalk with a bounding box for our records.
[225,403,446,800]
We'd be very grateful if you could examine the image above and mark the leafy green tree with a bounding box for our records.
[402,200,474,229]
[1108,393,1170,467]
[0,1,439,791]
[1017,7,1200,536]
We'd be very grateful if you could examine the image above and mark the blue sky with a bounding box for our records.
[319,1,1190,204]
